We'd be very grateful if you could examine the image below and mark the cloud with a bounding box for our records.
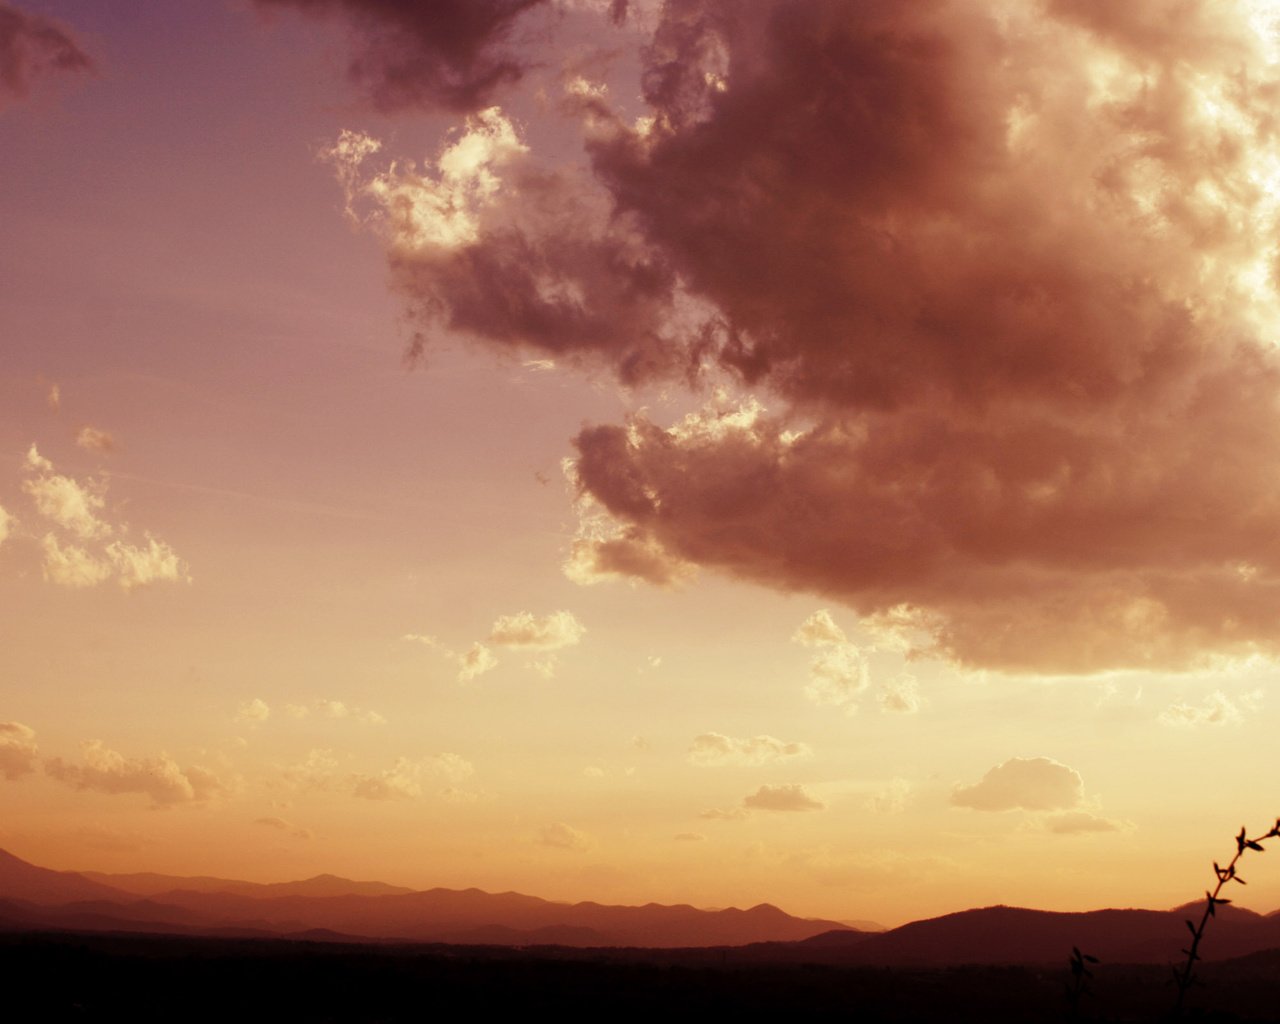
[314,0,1280,676]
[952,756,1084,812]
[687,732,811,767]
[699,805,749,820]
[74,426,115,453]
[282,748,340,790]
[405,632,500,682]
[564,519,694,587]
[23,446,109,538]
[302,1,1280,673]
[326,111,686,383]
[877,673,924,714]
[274,698,384,723]
[867,777,911,815]
[0,2,92,109]
[793,610,846,647]
[236,699,271,722]
[742,783,825,812]
[792,611,870,714]
[256,0,550,112]
[105,536,189,588]
[0,505,12,549]
[1159,689,1262,727]
[20,446,189,589]
[537,820,592,850]
[0,721,38,779]
[350,753,474,799]
[488,610,585,649]
[46,383,59,412]
[39,533,112,587]
[1044,810,1125,835]
[254,815,313,840]
[45,741,226,807]
[316,699,386,724]
[457,642,498,681]
[674,831,706,842]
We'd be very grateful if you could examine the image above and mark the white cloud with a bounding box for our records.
[106,536,189,588]
[0,505,12,549]
[528,655,559,679]
[859,604,938,655]
[325,110,527,253]
[45,741,225,807]
[23,447,109,539]
[806,647,869,711]
[793,609,847,647]
[687,732,812,766]
[793,610,870,714]
[350,753,474,800]
[405,633,500,682]
[282,748,340,790]
[317,699,350,719]
[537,821,592,850]
[25,444,52,473]
[75,426,115,453]
[20,447,189,589]
[563,503,696,587]
[699,806,751,820]
[39,534,112,587]
[674,832,706,842]
[951,756,1084,812]
[0,721,39,780]
[488,610,585,650]
[1160,689,1261,727]
[743,783,826,812]
[457,642,498,681]
[236,699,270,723]
[877,673,924,714]
[316,699,385,723]
[867,777,912,815]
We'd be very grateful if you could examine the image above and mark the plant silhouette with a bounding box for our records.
[1171,818,1280,1016]
[1065,945,1098,1020]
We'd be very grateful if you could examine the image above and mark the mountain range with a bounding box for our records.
[0,848,849,947]
[4,847,1280,966]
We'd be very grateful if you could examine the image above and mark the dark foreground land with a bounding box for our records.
[6,931,1280,1022]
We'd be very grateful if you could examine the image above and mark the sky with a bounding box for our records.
[2,0,1280,929]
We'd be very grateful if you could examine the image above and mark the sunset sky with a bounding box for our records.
[4,0,1280,929]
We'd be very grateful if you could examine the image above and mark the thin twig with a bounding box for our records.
[1171,818,1280,1015]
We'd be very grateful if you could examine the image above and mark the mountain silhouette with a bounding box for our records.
[80,869,414,900]
[783,904,1280,966]
[7,848,1280,963]
[0,848,847,947]
[0,848,129,905]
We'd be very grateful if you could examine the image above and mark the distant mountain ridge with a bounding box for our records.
[80,869,415,900]
[5,848,1280,965]
[0,848,849,948]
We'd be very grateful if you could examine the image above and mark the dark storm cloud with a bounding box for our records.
[0,1,91,108]
[257,0,550,112]
[335,0,1280,672]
